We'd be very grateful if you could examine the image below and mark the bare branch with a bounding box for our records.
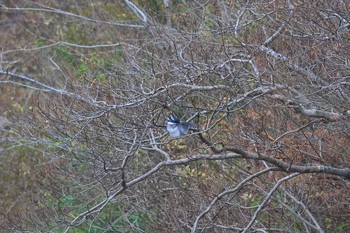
[124,0,148,25]
[1,5,145,28]
[242,173,300,233]
[191,167,278,233]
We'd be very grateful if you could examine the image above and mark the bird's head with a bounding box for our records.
[166,115,191,138]
[166,114,180,124]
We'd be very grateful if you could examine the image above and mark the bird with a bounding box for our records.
[166,115,192,138]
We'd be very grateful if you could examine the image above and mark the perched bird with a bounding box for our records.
[166,115,192,138]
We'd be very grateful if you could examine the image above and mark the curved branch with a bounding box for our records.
[242,173,300,233]
[225,146,350,180]
[124,0,148,25]
[224,147,350,180]
[0,71,108,108]
[282,188,325,233]
[63,153,241,230]
[271,94,346,122]
[1,5,145,28]
[199,134,350,180]
[191,167,278,233]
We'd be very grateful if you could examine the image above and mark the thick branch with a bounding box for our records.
[199,134,350,179]
[225,146,350,180]
[271,94,346,122]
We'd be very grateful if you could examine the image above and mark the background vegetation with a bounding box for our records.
[0,0,349,232]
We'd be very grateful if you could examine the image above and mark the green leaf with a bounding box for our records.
[79,64,89,75]
[335,223,350,232]
[59,194,75,207]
